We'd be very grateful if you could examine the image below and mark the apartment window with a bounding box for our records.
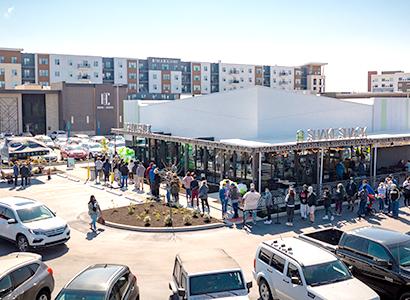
[69,73,73,77]
[249,78,252,83]
[256,69,262,75]
[203,66,208,72]
[39,70,48,77]
[193,85,201,91]
[128,83,137,90]
[23,69,30,77]
[153,84,158,90]
[319,79,322,85]
[55,71,60,77]
[313,78,317,85]
[128,62,137,69]
[248,68,252,73]
[104,72,112,79]
[203,75,208,81]
[163,74,170,80]
[0,68,4,75]
[23,57,31,65]
[68,60,73,66]
[39,81,49,87]
[94,72,99,78]
[0,81,5,88]
[153,74,157,80]
[223,78,226,82]
[193,65,200,72]
[222,67,226,72]
[162,64,170,70]
[139,63,144,69]
[39,58,48,65]
[105,61,112,68]
[163,84,171,91]
[94,61,98,67]
[11,57,17,63]
[0,56,4,63]
[193,75,200,81]
[128,73,137,79]
[55,59,60,65]
[174,74,179,80]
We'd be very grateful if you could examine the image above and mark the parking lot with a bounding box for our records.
[1,174,409,299]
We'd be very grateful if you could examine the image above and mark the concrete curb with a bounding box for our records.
[104,220,226,233]
[67,177,80,182]
[56,174,68,179]
[106,189,123,196]
[90,184,105,190]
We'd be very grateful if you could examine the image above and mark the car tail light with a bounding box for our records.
[47,267,53,276]
[253,258,256,270]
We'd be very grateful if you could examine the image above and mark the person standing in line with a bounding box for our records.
[102,158,111,184]
[262,187,273,225]
[128,159,135,184]
[190,174,199,208]
[345,177,357,212]
[334,183,346,216]
[299,184,308,220]
[390,184,401,219]
[357,183,369,219]
[229,183,240,219]
[242,183,260,225]
[94,158,103,184]
[307,186,317,223]
[20,163,29,188]
[152,168,161,200]
[170,174,181,205]
[27,161,32,185]
[219,182,228,219]
[402,176,410,207]
[322,187,334,221]
[145,162,154,193]
[149,164,156,194]
[135,161,146,192]
[182,172,194,206]
[385,177,393,214]
[285,187,296,226]
[119,161,129,189]
[377,182,387,212]
[88,195,101,232]
[13,162,19,187]
[199,180,210,214]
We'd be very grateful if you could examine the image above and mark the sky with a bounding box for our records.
[1,0,409,92]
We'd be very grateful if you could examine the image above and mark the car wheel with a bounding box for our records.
[259,279,273,300]
[16,234,30,252]
[400,292,410,300]
[36,289,50,300]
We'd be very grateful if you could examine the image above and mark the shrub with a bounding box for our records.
[203,213,211,223]
[164,215,173,227]
[127,203,135,215]
[143,216,151,227]
[155,212,161,221]
[144,207,150,214]
[183,214,192,226]
[192,210,200,218]
[135,215,141,221]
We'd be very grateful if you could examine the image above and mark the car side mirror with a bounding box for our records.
[375,259,392,269]
[0,287,12,297]
[291,276,302,285]
[7,218,17,224]
[246,281,253,291]
[177,288,186,297]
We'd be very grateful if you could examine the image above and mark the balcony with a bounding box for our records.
[78,74,91,80]
[77,63,91,69]
[229,69,240,74]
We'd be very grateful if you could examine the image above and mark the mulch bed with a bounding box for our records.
[102,201,221,227]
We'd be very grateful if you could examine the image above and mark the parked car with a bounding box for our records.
[299,226,410,300]
[49,131,66,140]
[108,141,126,154]
[0,196,70,252]
[55,264,139,300]
[90,135,107,144]
[66,137,83,145]
[169,248,252,299]
[253,237,379,300]
[60,144,87,160]
[34,135,55,148]
[54,137,68,149]
[111,135,125,143]
[42,148,58,162]
[73,134,90,142]
[80,142,104,159]
[0,252,54,300]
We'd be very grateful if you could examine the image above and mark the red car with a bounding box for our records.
[60,144,87,160]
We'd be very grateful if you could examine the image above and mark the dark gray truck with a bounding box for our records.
[299,226,410,300]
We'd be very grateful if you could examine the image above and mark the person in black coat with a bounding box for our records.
[119,161,129,188]
[153,168,161,199]
[307,186,317,223]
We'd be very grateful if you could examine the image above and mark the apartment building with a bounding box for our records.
[0,48,22,89]
[0,46,327,98]
[368,70,410,93]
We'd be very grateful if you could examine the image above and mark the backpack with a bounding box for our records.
[359,189,368,201]
[230,187,239,199]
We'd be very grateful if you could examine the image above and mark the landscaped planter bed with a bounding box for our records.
[102,201,221,228]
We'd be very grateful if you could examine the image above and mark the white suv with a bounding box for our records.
[253,237,379,300]
[0,196,70,252]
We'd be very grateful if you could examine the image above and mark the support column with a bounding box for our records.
[184,144,189,174]
[373,145,378,186]
[232,151,237,179]
[204,147,209,173]
[251,152,259,186]
[258,152,262,192]
[319,148,324,192]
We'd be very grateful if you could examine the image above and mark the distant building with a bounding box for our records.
[368,70,410,92]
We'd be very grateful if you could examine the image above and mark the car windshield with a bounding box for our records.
[43,136,52,142]
[16,205,54,223]
[190,271,245,296]
[89,144,100,149]
[68,145,82,150]
[55,290,105,300]
[303,260,351,286]
[390,241,410,267]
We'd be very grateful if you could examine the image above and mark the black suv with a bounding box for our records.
[336,227,410,300]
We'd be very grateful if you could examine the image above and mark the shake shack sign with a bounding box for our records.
[97,92,114,110]
[296,127,368,142]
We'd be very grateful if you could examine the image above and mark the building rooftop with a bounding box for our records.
[0,47,23,52]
